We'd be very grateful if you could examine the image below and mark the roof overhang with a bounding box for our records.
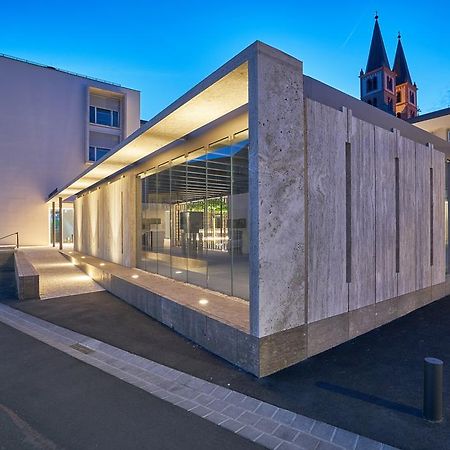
[48,52,251,203]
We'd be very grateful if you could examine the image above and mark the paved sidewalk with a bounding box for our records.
[0,303,393,450]
[21,247,103,299]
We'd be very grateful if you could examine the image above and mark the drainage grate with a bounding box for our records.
[70,343,94,355]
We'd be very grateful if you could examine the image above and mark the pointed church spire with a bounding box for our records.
[393,33,412,85]
[366,14,390,72]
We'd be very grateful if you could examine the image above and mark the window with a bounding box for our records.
[397,112,401,118]
[388,98,393,112]
[366,77,378,92]
[387,76,393,92]
[409,91,415,104]
[88,146,111,162]
[396,91,401,103]
[89,106,120,128]
[373,98,378,107]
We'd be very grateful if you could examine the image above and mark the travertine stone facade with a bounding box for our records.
[248,43,306,338]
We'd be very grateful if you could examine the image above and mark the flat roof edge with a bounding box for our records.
[303,75,450,155]
[0,53,140,92]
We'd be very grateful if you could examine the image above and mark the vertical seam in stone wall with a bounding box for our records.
[121,190,124,255]
[430,167,434,267]
[304,97,309,326]
[345,142,352,284]
[395,157,400,274]
[374,127,377,301]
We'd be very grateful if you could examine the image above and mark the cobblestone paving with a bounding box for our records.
[0,304,396,450]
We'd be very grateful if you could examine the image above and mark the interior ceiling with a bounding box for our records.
[48,62,249,202]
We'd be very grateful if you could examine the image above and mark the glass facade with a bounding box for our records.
[138,130,249,299]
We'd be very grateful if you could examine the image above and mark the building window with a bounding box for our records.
[409,91,415,105]
[89,106,120,128]
[138,131,250,300]
[387,76,393,92]
[366,77,378,92]
[89,146,111,162]
[388,98,393,112]
[373,98,378,107]
[397,112,401,118]
[396,92,401,103]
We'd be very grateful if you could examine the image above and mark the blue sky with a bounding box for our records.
[2,0,449,120]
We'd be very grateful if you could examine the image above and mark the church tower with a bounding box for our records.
[393,33,418,119]
[360,15,396,115]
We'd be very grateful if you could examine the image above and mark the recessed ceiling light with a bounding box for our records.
[175,270,183,274]
[199,299,209,305]
[131,274,139,279]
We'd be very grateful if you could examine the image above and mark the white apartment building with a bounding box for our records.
[0,54,140,245]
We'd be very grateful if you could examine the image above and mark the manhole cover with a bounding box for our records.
[70,343,94,354]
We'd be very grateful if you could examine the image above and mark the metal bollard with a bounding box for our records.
[423,357,443,422]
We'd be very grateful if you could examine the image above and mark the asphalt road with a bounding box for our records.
[0,320,262,450]
[9,290,450,450]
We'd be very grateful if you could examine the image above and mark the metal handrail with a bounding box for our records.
[0,232,19,248]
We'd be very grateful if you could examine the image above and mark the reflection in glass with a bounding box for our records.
[138,132,249,300]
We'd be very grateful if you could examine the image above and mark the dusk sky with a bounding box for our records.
[3,0,449,120]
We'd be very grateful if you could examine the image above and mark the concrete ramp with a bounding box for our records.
[20,247,103,299]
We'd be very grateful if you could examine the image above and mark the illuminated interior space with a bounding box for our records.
[138,129,249,299]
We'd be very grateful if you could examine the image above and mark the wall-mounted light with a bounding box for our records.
[81,256,86,259]
[100,263,105,267]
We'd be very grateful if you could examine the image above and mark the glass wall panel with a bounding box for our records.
[138,130,249,300]
[141,171,158,274]
[185,148,208,288]
[170,157,188,282]
[205,138,233,296]
[231,131,249,299]
[156,163,171,278]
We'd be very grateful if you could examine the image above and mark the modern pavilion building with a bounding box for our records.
[46,41,450,377]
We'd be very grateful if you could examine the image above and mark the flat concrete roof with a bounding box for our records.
[48,45,251,202]
[410,107,450,124]
[49,41,450,202]
[0,53,139,91]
